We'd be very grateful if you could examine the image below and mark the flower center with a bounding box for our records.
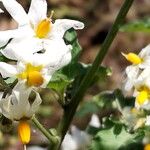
[136,90,148,105]
[122,52,142,65]
[36,18,51,38]
[18,121,30,145]
[18,63,44,87]
[144,144,150,150]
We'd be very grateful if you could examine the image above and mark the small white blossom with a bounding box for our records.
[133,69,150,110]
[89,114,101,128]
[122,107,145,130]
[0,82,41,121]
[62,126,91,150]
[123,44,150,92]
[0,0,84,60]
[0,8,4,13]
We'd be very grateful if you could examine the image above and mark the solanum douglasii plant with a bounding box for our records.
[0,0,150,150]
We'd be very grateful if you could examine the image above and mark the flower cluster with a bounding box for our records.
[0,0,84,147]
[122,44,150,129]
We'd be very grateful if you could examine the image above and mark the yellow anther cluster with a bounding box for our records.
[18,63,44,87]
[122,52,142,65]
[137,90,148,105]
[36,19,51,38]
[18,121,31,144]
[144,144,150,150]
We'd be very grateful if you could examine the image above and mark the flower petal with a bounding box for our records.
[0,26,33,48]
[1,0,29,26]
[0,8,4,13]
[0,29,18,48]
[124,66,140,91]
[32,39,71,67]
[30,91,42,113]
[10,82,32,120]
[28,0,47,27]
[139,44,150,58]
[51,19,84,38]
[0,96,13,120]
[2,37,42,62]
[0,62,17,78]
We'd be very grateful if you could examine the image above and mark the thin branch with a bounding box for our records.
[57,0,134,147]
[32,116,58,145]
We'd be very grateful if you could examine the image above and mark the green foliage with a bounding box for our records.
[120,17,150,32]
[76,89,135,119]
[48,29,112,105]
[64,28,81,62]
[76,101,99,117]
[90,121,144,150]
[0,53,10,62]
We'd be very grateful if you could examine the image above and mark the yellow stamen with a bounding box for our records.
[17,63,44,87]
[136,90,148,105]
[121,52,142,65]
[144,144,150,150]
[36,18,51,38]
[27,71,44,87]
[18,121,30,145]
[49,10,54,19]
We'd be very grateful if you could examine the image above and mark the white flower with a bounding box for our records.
[123,44,150,91]
[0,82,41,121]
[0,0,84,59]
[0,61,50,88]
[123,66,140,92]
[0,82,41,145]
[62,126,91,150]
[122,107,145,130]
[132,69,150,110]
[0,8,4,13]
[89,114,101,128]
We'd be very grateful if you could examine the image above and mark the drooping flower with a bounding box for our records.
[0,38,72,88]
[0,0,84,60]
[122,44,150,91]
[132,69,150,110]
[0,82,42,145]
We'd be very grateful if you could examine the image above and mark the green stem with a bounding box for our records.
[58,0,134,145]
[32,116,58,145]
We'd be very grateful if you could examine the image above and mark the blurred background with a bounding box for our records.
[0,0,150,149]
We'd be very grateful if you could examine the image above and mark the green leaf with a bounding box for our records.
[120,17,150,32]
[64,28,82,62]
[4,77,17,85]
[76,102,99,117]
[0,53,11,62]
[90,123,144,150]
[64,28,77,43]
[93,91,115,109]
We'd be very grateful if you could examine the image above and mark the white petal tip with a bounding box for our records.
[0,9,4,13]
[89,114,100,128]
[74,21,84,30]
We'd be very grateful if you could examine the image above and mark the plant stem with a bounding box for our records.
[58,0,134,146]
[32,116,58,145]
